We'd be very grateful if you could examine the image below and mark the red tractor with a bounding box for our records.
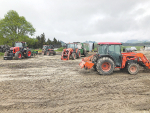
[79,42,150,75]
[42,45,56,56]
[4,42,31,60]
[61,42,81,60]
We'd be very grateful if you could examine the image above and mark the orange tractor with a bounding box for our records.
[79,42,150,75]
[61,42,81,60]
[4,42,31,60]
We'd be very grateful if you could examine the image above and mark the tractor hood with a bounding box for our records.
[63,48,73,52]
[10,47,19,50]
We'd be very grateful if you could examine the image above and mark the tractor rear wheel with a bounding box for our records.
[96,57,115,75]
[71,53,76,60]
[25,50,31,58]
[15,51,22,60]
[127,63,139,75]
[84,50,88,57]
[77,51,81,58]
[53,51,56,55]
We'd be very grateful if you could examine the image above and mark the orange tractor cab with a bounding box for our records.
[42,45,56,56]
[4,42,31,60]
[79,42,150,75]
[61,42,81,60]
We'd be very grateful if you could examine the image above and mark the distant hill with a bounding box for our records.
[125,40,150,43]
[84,41,97,43]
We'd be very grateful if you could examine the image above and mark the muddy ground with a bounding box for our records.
[0,51,150,113]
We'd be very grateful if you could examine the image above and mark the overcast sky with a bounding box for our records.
[0,0,150,43]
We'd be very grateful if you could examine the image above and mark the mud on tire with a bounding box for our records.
[53,51,56,55]
[71,53,76,60]
[15,51,22,60]
[25,50,31,58]
[127,63,139,75]
[77,50,81,58]
[46,51,51,56]
[92,54,99,71]
[96,57,115,75]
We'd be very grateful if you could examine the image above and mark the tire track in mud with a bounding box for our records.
[0,53,150,112]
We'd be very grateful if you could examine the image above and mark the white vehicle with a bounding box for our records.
[131,47,137,51]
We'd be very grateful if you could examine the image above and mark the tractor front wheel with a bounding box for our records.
[77,51,81,58]
[25,50,31,58]
[46,51,51,56]
[127,63,139,75]
[15,51,22,60]
[96,57,115,75]
[71,53,76,60]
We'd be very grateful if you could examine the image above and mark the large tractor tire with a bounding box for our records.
[53,51,56,55]
[46,51,51,56]
[15,51,22,60]
[127,63,139,75]
[42,50,46,55]
[84,50,88,57]
[92,54,99,71]
[71,53,76,60]
[77,50,81,58]
[25,50,32,58]
[96,57,115,75]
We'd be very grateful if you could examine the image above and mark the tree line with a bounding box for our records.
[0,10,61,49]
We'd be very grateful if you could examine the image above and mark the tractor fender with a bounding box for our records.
[97,55,116,65]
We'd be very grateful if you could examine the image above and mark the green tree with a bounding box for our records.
[0,10,36,46]
[53,37,57,44]
[47,38,52,45]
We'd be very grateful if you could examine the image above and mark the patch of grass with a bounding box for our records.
[0,52,4,56]
[55,47,65,52]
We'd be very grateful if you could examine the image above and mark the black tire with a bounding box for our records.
[46,51,51,56]
[53,51,56,55]
[96,57,115,75]
[71,53,76,60]
[92,55,99,71]
[25,50,32,58]
[127,63,139,75]
[77,50,81,58]
[84,50,87,57]
[15,51,22,60]
[42,50,46,55]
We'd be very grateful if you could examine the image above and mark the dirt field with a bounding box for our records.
[0,51,150,113]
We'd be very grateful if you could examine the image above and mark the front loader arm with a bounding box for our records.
[136,53,150,69]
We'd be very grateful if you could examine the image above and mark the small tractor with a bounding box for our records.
[4,42,31,60]
[61,42,81,60]
[42,45,56,56]
[79,42,150,75]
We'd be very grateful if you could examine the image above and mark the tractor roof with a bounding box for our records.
[98,42,122,45]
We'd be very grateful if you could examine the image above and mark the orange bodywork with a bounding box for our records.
[79,55,95,69]
[79,52,150,69]
[61,48,74,60]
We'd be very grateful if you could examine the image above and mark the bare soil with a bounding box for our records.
[0,51,150,113]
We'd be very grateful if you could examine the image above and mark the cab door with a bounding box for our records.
[108,45,122,67]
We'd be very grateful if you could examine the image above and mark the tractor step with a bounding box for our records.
[3,56,13,60]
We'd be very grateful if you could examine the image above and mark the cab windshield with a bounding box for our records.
[67,44,75,49]
[15,43,23,47]
[43,45,47,49]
